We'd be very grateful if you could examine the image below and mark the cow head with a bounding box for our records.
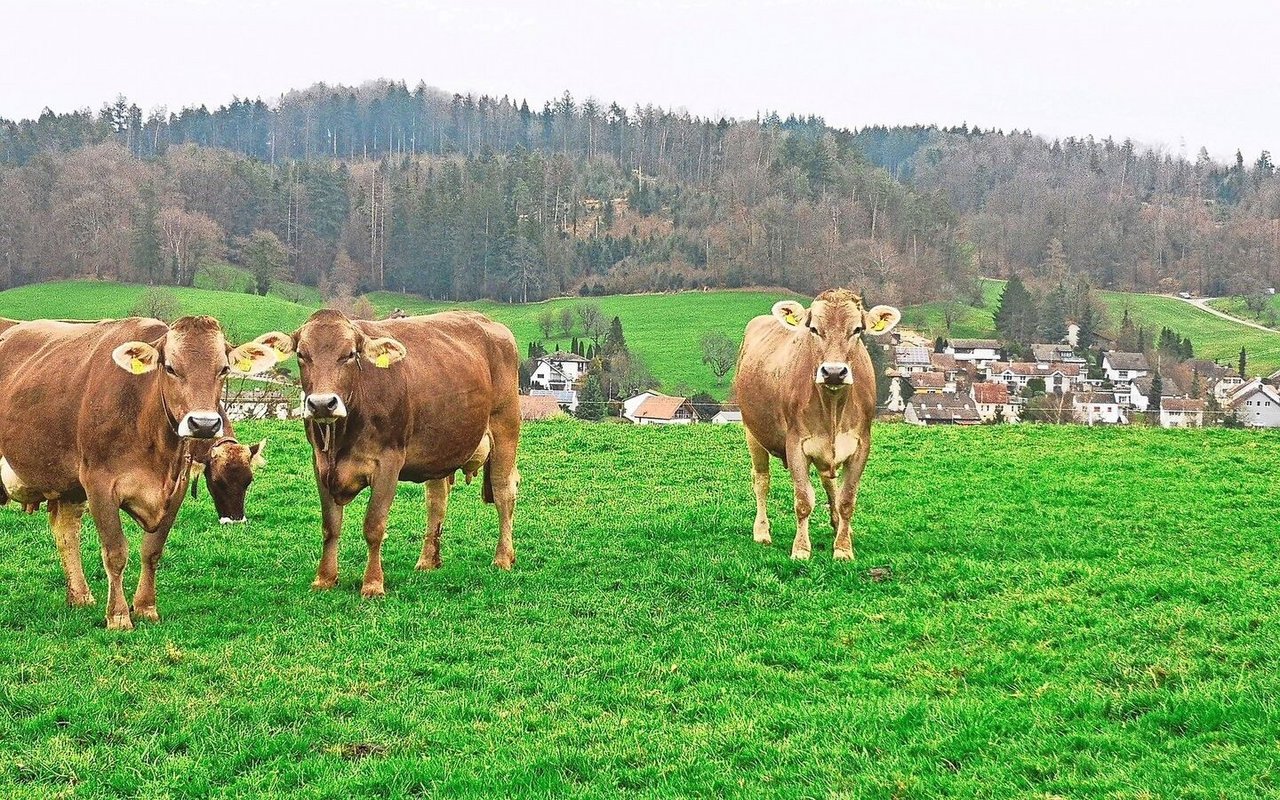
[772,289,901,390]
[111,316,277,439]
[202,438,267,524]
[254,309,406,424]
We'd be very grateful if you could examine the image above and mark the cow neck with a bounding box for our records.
[809,381,856,430]
[142,376,195,526]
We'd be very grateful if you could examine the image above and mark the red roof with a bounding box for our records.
[908,371,946,389]
[1161,398,1206,412]
[519,395,564,420]
[971,382,1009,404]
[634,395,693,420]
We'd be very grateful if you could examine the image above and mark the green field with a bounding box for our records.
[1208,295,1280,331]
[2,422,1278,798]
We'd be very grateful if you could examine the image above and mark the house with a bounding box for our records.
[529,351,591,410]
[1031,343,1086,367]
[904,394,982,426]
[1229,380,1280,428]
[519,394,565,421]
[971,382,1018,423]
[985,361,1081,395]
[711,409,743,424]
[908,371,949,394]
[630,394,699,425]
[1181,359,1241,402]
[1073,391,1129,425]
[946,338,1002,366]
[622,390,660,422]
[1159,398,1205,428]
[894,345,933,375]
[1102,352,1150,386]
[929,352,968,384]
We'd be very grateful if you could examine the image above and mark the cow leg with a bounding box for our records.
[132,525,172,622]
[86,496,132,631]
[360,466,401,598]
[416,478,449,570]
[311,483,345,590]
[745,430,771,545]
[820,474,840,534]
[833,439,872,561]
[49,501,95,607]
[785,438,815,560]
[488,413,520,571]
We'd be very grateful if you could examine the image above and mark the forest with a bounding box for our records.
[1,80,1277,305]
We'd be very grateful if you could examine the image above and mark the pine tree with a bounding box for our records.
[1150,371,1163,411]
[603,316,627,356]
[993,276,1036,345]
[1240,347,1248,378]
[575,372,605,420]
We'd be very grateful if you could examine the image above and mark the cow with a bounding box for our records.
[0,316,277,629]
[188,430,268,524]
[253,308,520,597]
[733,289,900,561]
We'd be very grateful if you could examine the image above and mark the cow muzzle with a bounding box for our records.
[816,362,852,388]
[304,393,347,422]
[219,516,247,525]
[179,412,224,439]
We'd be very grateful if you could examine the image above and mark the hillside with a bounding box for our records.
[2,421,1278,797]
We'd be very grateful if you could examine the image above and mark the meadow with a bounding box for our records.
[2,421,1279,798]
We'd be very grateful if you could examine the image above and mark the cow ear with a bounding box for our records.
[362,336,407,368]
[228,343,276,375]
[864,305,902,335]
[112,341,160,375]
[772,300,807,332]
[249,439,267,470]
[253,331,296,361]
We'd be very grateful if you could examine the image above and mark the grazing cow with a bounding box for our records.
[733,289,900,560]
[188,429,267,524]
[0,316,276,629]
[254,308,520,597]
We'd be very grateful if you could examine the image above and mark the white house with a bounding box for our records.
[1159,398,1206,428]
[894,345,933,375]
[985,361,1080,395]
[1229,380,1280,428]
[904,395,982,426]
[530,351,591,411]
[971,382,1018,423]
[630,394,698,425]
[711,409,743,424]
[946,339,1002,366]
[1102,352,1150,386]
[622,390,660,422]
[1073,391,1128,425]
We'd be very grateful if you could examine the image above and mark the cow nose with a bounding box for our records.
[181,412,223,439]
[818,363,851,384]
[305,393,346,419]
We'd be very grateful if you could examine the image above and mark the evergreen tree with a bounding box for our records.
[575,372,605,421]
[1240,347,1248,378]
[603,316,626,355]
[1190,369,1202,399]
[1118,309,1137,351]
[1037,283,1068,342]
[130,182,162,283]
[1150,371,1163,411]
[993,276,1036,345]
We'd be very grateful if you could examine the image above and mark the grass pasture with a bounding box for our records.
[2,422,1279,798]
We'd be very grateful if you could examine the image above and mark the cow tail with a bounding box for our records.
[481,459,495,505]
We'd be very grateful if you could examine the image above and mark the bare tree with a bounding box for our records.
[700,330,739,384]
[158,207,223,286]
[130,287,182,322]
[576,302,605,346]
[537,309,556,339]
[558,306,575,337]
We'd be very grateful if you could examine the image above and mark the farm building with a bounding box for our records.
[1159,398,1206,428]
[629,394,698,425]
[711,409,742,424]
[1229,380,1280,428]
[904,394,981,426]
[519,395,565,421]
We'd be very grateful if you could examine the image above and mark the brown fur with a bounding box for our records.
[259,308,521,597]
[733,291,899,561]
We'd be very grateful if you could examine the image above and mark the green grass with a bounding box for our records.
[1097,291,1280,375]
[2,422,1279,798]
[1207,295,1280,331]
[899,280,1003,340]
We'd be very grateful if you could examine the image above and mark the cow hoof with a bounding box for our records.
[493,554,515,571]
[106,613,134,631]
[134,606,160,622]
[415,557,442,571]
[833,548,855,562]
[360,583,385,599]
[311,576,338,591]
[67,591,96,607]
[790,547,812,561]
[753,524,772,545]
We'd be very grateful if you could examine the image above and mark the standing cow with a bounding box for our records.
[734,289,900,560]
[254,308,520,597]
[0,316,276,629]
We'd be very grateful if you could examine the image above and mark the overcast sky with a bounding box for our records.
[1,0,1274,162]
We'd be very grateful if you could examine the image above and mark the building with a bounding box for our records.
[904,394,982,426]
[1159,398,1206,428]
[1102,352,1150,386]
[711,409,743,424]
[985,361,1081,395]
[1073,391,1129,425]
[519,394,565,421]
[946,339,1002,366]
[929,352,968,384]
[1127,373,1184,412]
[893,345,933,375]
[908,371,949,394]
[971,382,1018,423]
[629,394,699,425]
[529,351,591,410]
[1229,380,1280,428]
[224,388,296,421]
[1031,343,1086,367]
[622,390,660,422]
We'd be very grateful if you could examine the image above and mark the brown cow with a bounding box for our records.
[254,308,520,597]
[188,430,267,524]
[0,316,276,629]
[733,289,900,560]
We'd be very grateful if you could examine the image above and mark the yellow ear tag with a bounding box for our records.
[274,347,289,359]
[784,312,799,326]
[375,353,391,368]
[237,358,253,373]
[872,319,886,333]
[130,358,147,375]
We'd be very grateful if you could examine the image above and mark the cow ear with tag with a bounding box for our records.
[112,341,160,375]
[228,343,276,375]
[771,300,807,332]
[864,305,902,336]
[363,337,407,368]
[253,331,296,362]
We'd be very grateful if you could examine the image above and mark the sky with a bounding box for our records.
[1,0,1275,163]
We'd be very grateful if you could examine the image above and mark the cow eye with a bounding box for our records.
[851,325,865,337]
[808,325,822,338]
[340,351,358,364]
[218,365,231,377]
[163,364,179,377]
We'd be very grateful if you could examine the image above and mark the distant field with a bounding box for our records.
[1207,295,1280,331]
[2,421,1279,797]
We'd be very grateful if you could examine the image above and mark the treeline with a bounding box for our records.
[0,81,971,304]
[855,125,1280,297]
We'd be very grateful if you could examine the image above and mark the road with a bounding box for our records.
[1172,295,1280,335]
